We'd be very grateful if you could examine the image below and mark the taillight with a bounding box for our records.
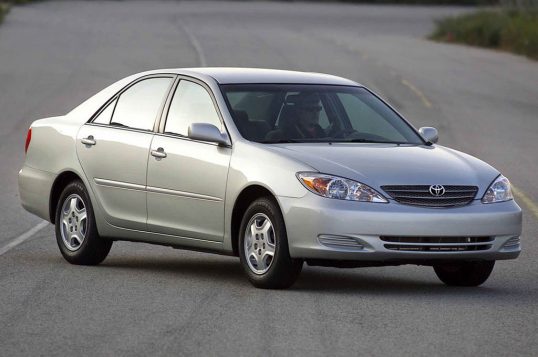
[25,127,32,154]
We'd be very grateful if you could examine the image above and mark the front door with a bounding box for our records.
[146,79,231,241]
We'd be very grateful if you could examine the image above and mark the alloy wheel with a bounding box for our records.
[243,213,276,274]
[60,194,87,251]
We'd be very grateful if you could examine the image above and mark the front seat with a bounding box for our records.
[265,104,298,141]
[234,110,270,141]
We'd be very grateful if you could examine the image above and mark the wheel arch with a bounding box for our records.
[49,171,84,224]
[230,184,283,256]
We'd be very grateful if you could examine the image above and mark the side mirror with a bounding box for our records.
[188,123,229,146]
[419,127,439,144]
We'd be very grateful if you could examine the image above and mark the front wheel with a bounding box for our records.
[434,261,495,287]
[239,197,303,289]
[55,180,112,265]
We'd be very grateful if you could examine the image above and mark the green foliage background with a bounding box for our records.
[431,10,538,60]
[0,3,9,25]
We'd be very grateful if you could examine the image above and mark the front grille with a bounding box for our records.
[381,185,478,207]
[381,236,493,252]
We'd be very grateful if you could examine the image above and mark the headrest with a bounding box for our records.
[233,110,249,124]
[285,93,321,109]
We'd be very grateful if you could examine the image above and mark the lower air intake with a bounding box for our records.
[502,236,520,249]
[381,236,493,252]
[384,244,491,252]
[318,235,364,250]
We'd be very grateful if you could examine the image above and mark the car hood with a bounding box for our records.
[267,143,499,197]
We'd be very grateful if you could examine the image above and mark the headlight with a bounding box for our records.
[482,175,513,204]
[297,172,388,203]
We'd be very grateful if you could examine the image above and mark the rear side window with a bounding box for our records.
[165,80,222,136]
[110,77,173,131]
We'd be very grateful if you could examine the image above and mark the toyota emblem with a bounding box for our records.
[429,185,445,197]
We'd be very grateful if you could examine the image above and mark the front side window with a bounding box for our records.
[92,99,116,125]
[165,80,222,136]
[221,84,424,145]
[110,77,173,131]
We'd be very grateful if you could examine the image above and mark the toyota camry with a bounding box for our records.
[18,68,522,289]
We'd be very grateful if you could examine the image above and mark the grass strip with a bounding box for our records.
[430,9,538,60]
[0,2,11,25]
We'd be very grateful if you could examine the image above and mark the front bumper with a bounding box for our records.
[278,194,522,262]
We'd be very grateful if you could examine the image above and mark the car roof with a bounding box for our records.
[160,67,360,86]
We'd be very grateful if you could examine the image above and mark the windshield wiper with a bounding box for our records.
[259,138,409,144]
[344,138,406,144]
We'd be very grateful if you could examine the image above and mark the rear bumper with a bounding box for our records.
[278,194,522,262]
[18,165,56,222]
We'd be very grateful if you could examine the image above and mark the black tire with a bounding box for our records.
[55,180,112,265]
[238,197,303,289]
[434,261,495,287]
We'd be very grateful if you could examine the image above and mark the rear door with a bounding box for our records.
[146,79,231,241]
[77,75,175,230]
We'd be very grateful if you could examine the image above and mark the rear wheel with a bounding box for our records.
[55,180,112,265]
[239,197,303,289]
[434,261,495,287]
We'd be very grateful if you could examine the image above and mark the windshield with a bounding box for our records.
[221,84,424,144]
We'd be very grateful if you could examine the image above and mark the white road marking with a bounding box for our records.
[0,221,49,256]
[177,22,207,67]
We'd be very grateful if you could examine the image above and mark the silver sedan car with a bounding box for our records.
[19,68,522,289]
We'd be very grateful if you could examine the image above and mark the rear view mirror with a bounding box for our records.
[188,123,230,146]
[419,127,439,144]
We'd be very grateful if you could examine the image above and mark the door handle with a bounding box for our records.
[81,135,96,146]
[151,147,167,159]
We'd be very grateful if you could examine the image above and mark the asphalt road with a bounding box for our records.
[1,1,537,355]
